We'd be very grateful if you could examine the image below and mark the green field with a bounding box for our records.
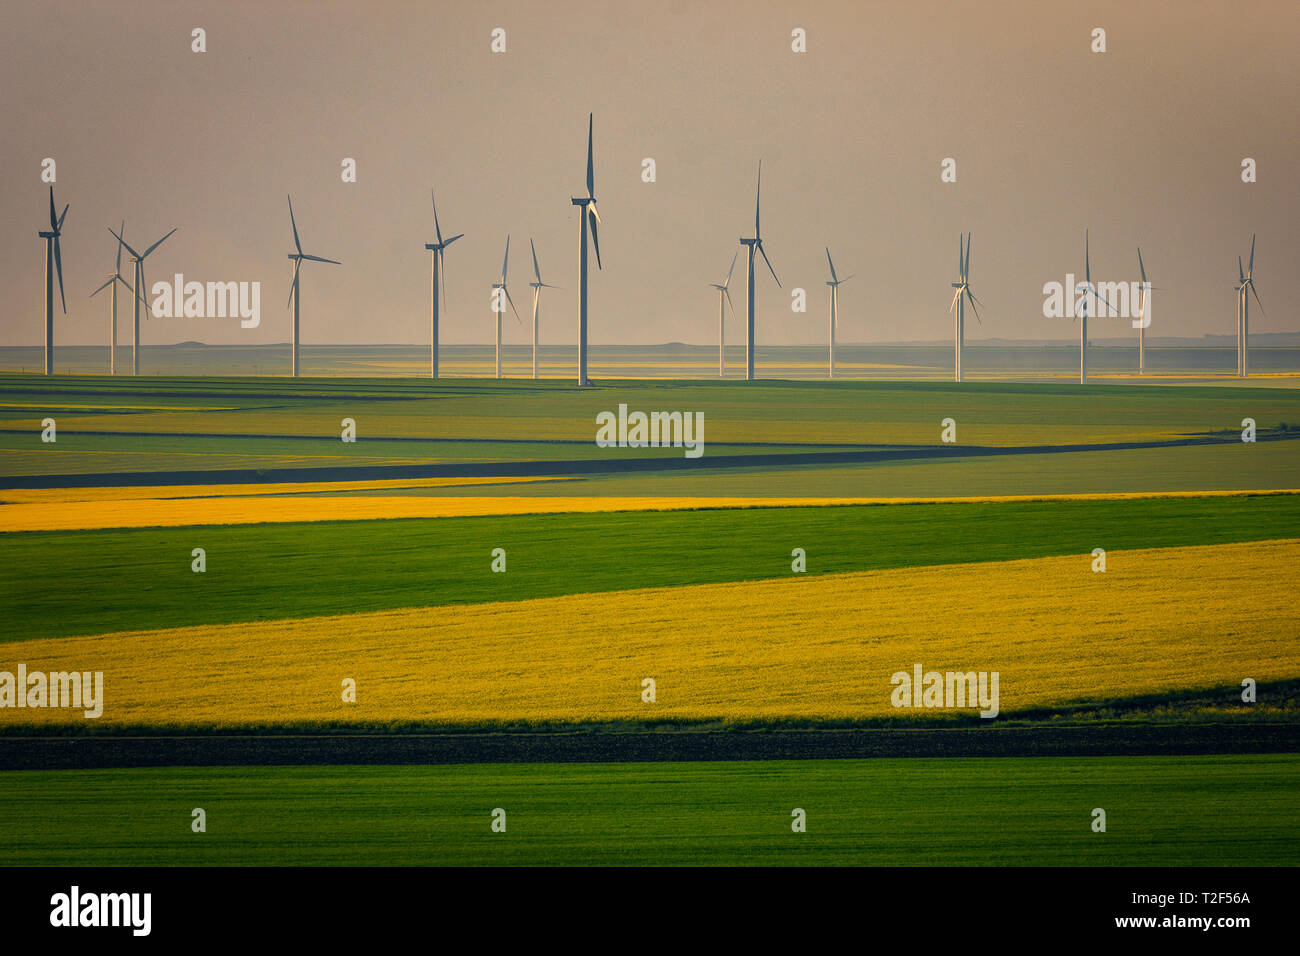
[0,756,1293,866]
[3,494,1297,642]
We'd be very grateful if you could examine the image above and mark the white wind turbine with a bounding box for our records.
[710,251,738,377]
[89,221,133,375]
[1073,230,1114,384]
[528,238,559,379]
[739,160,781,381]
[1134,247,1163,375]
[570,113,602,386]
[1235,235,1264,378]
[109,222,177,376]
[491,235,521,378]
[37,186,68,376]
[948,233,983,382]
[825,247,853,378]
[424,189,464,379]
[285,195,340,378]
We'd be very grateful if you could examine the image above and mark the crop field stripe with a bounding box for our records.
[2,487,1298,532]
[3,495,1297,642]
[0,756,1295,866]
[3,539,1294,728]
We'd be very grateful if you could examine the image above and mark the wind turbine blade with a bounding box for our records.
[948,289,961,314]
[1084,229,1091,283]
[826,247,838,283]
[589,200,602,225]
[57,204,69,231]
[966,288,983,325]
[109,226,141,259]
[1249,282,1266,317]
[300,254,340,264]
[754,160,762,237]
[501,235,510,282]
[116,221,125,272]
[724,287,738,322]
[90,276,114,297]
[142,228,177,259]
[440,248,449,314]
[758,242,780,288]
[139,264,149,319]
[964,233,972,280]
[288,259,301,308]
[504,284,520,321]
[531,237,541,284]
[1248,234,1256,277]
[968,289,987,311]
[586,113,595,198]
[725,250,738,286]
[1137,246,1146,284]
[287,195,302,255]
[840,274,855,282]
[1238,256,1245,285]
[432,189,443,245]
[53,238,66,313]
[115,275,132,292]
[589,210,602,270]
[444,234,464,246]
[48,187,57,231]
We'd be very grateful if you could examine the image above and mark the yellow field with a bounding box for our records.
[2,538,1293,727]
[1,487,1294,532]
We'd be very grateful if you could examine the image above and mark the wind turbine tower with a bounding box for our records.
[424,190,463,379]
[739,161,781,382]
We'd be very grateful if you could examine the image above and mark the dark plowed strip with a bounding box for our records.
[1,723,1295,769]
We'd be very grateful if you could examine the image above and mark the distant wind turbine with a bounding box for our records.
[710,251,738,377]
[491,235,520,378]
[528,238,559,380]
[1134,247,1163,375]
[739,161,781,381]
[948,234,983,383]
[109,221,177,376]
[570,113,602,386]
[825,247,853,379]
[285,195,340,378]
[1235,236,1264,378]
[90,221,132,375]
[37,187,68,376]
[424,190,463,379]
[1073,230,1114,384]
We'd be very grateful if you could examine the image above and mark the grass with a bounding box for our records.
[0,755,1294,865]
[1,494,1297,642]
[3,539,1294,728]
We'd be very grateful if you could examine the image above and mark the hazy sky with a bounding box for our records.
[2,0,1297,347]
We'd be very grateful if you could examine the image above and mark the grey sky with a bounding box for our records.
[2,0,1297,347]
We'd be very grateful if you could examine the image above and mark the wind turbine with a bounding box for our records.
[37,186,68,376]
[109,222,177,376]
[1236,235,1264,378]
[1136,247,1150,374]
[285,194,340,378]
[948,234,983,382]
[710,251,739,377]
[90,222,132,375]
[1073,230,1114,385]
[528,238,559,380]
[491,235,520,378]
[570,113,602,386]
[739,160,781,381]
[825,247,853,378]
[424,189,463,379]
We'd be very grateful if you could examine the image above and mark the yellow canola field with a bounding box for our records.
[3,539,1295,727]
[1,487,1295,532]
[0,475,571,504]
